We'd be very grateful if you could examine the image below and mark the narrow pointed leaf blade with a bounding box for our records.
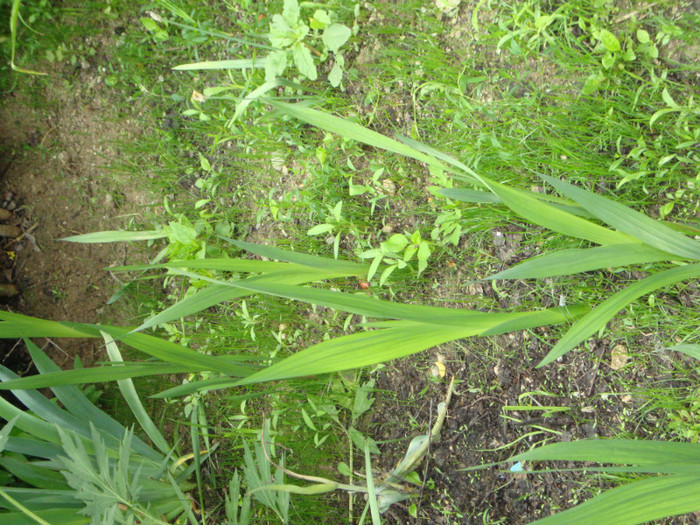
[97,326,257,377]
[667,344,700,360]
[530,475,700,525]
[541,174,700,261]
[438,187,500,203]
[134,267,354,333]
[539,263,700,367]
[235,306,579,386]
[510,439,700,466]
[173,58,264,70]
[268,101,451,173]
[0,362,191,390]
[485,180,633,246]
[101,332,171,455]
[225,238,368,274]
[0,311,98,338]
[488,244,673,280]
[61,230,167,243]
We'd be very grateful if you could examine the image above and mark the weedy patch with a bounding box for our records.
[1,0,699,523]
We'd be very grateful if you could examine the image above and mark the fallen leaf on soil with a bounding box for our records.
[431,361,446,379]
[610,344,628,370]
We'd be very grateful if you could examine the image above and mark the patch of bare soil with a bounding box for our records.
[368,332,699,524]
[0,73,155,368]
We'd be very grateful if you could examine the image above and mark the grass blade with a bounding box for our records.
[236,306,580,386]
[539,263,700,367]
[529,475,700,525]
[225,238,368,274]
[172,58,264,70]
[666,344,700,361]
[134,268,356,333]
[0,311,97,338]
[482,178,634,246]
[25,339,164,461]
[438,187,594,218]
[267,101,454,175]
[488,244,673,280]
[365,443,382,525]
[169,270,585,327]
[101,332,171,455]
[437,187,500,203]
[540,174,700,261]
[61,230,167,243]
[510,439,700,466]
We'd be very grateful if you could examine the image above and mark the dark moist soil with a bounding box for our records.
[368,331,700,524]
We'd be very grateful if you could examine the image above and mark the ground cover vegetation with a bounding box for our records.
[0,0,698,523]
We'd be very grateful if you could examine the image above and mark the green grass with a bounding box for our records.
[1,0,699,523]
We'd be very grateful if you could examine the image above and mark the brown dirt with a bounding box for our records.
[0,72,155,368]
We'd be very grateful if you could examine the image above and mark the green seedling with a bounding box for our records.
[307,200,351,259]
[359,232,432,285]
[265,0,353,87]
[348,163,389,216]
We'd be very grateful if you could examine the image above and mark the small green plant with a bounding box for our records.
[668,387,700,443]
[170,0,356,124]
[358,231,432,285]
[264,0,353,87]
[0,338,200,524]
[307,200,351,259]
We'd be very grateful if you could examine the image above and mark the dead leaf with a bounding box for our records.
[191,90,206,103]
[610,344,628,370]
[431,361,446,379]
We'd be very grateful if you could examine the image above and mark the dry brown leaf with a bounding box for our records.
[610,344,629,370]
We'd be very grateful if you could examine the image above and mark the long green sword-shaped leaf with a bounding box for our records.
[0,315,258,390]
[101,332,171,456]
[128,239,367,333]
[540,174,700,261]
[667,344,700,361]
[169,269,585,327]
[438,187,501,203]
[268,101,456,175]
[529,475,700,525]
[0,311,96,338]
[0,364,96,439]
[0,507,88,525]
[438,187,597,218]
[480,177,634,246]
[25,339,164,461]
[225,238,368,273]
[0,361,193,391]
[509,439,700,466]
[172,58,264,70]
[235,305,580,386]
[113,259,309,273]
[62,230,167,243]
[539,262,700,367]
[488,244,673,280]
[133,268,357,333]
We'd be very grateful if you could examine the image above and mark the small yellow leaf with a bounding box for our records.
[431,361,446,379]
